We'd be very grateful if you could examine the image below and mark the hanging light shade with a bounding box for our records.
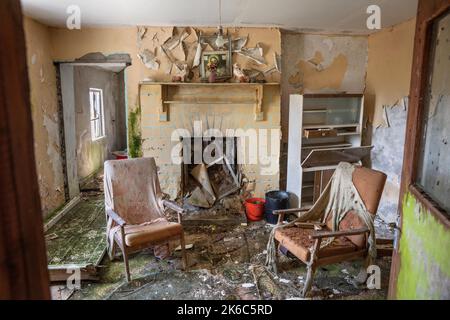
[215,0,226,48]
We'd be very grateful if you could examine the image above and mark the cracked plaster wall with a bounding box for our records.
[365,19,416,224]
[48,25,282,198]
[281,32,368,142]
[24,17,65,217]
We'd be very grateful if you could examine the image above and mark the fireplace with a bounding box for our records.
[181,136,240,208]
[139,82,281,200]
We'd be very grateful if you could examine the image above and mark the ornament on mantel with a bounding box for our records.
[172,64,189,82]
[233,63,249,83]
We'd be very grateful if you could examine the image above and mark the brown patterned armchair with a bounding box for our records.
[273,166,387,297]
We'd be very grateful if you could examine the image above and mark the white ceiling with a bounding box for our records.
[21,0,418,34]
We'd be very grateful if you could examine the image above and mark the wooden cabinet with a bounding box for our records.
[287,94,372,209]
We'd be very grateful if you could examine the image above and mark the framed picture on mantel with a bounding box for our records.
[199,35,232,82]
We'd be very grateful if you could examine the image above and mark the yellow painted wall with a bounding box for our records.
[24,19,282,206]
[365,18,416,127]
[50,26,281,111]
[23,17,65,217]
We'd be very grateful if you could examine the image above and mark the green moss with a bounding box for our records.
[396,193,450,299]
[128,106,143,158]
[44,202,67,224]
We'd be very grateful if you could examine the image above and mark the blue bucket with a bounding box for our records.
[264,190,290,224]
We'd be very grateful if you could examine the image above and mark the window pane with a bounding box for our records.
[89,89,104,140]
[416,11,450,214]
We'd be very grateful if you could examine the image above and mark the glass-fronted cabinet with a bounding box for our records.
[287,94,371,209]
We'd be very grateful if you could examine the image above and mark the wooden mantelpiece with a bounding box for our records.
[139,82,279,122]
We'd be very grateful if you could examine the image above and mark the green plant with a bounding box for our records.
[128,106,143,158]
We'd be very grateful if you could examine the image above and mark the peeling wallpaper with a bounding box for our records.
[281,32,368,141]
[23,15,417,225]
[50,26,282,111]
[365,18,416,128]
[371,99,408,224]
[24,17,65,217]
[364,19,416,225]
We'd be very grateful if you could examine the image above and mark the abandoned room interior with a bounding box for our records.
[1,0,449,302]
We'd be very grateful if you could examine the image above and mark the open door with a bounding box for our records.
[0,0,50,299]
[389,0,450,299]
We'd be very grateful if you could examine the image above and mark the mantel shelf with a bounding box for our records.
[163,100,255,105]
[140,82,271,121]
[139,81,279,86]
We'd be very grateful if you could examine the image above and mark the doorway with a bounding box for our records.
[58,59,129,200]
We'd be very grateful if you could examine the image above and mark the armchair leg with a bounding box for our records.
[302,238,321,298]
[122,248,131,282]
[302,264,316,298]
[119,227,131,282]
[109,243,116,261]
[180,231,188,270]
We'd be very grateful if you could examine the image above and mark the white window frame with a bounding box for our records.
[89,88,105,141]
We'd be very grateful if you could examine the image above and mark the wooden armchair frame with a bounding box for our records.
[272,166,386,297]
[106,199,187,282]
[273,207,371,297]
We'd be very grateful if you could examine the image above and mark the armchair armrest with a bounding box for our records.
[272,208,310,215]
[273,208,310,225]
[106,208,126,226]
[162,200,184,223]
[310,228,369,240]
[294,222,326,229]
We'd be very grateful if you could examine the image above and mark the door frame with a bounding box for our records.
[0,0,50,299]
[388,0,450,299]
[56,61,129,198]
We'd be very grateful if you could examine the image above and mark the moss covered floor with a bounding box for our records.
[67,218,391,300]
[45,194,106,267]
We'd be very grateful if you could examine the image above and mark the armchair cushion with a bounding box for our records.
[275,227,358,262]
[121,221,183,247]
[325,210,367,249]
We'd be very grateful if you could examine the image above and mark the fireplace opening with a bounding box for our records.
[181,136,241,208]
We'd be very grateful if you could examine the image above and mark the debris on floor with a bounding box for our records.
[45,170,106,282]
[67,207,392,300]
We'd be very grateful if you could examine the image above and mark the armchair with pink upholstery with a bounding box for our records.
[104,157,187,282]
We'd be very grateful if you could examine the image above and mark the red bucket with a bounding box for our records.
[245,198,265,221]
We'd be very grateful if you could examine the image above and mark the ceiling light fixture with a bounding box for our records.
[215,0,226,48]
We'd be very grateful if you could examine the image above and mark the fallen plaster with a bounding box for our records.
[69,208,391,300]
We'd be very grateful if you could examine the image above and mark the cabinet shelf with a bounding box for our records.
[302,123,360,130]
[288,94,365,209]
[302,142,353,150]
[163,101,254,105]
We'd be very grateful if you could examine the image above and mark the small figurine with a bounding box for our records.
[233,63,249,83]
[172,64,188,82]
